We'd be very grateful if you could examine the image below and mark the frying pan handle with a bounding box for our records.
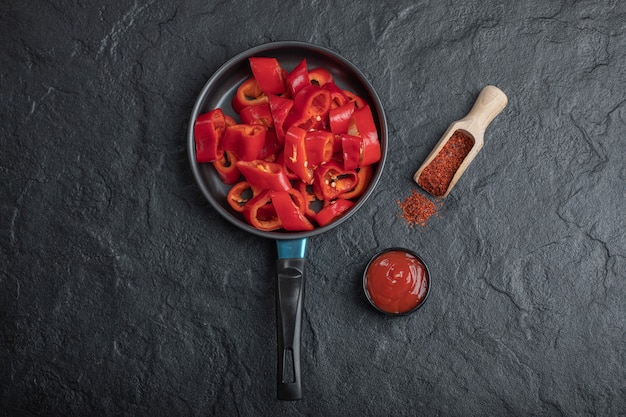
[275,238,307,400]
[276,258,305,400]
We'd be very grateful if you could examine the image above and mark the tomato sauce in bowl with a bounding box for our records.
[363,248,430,315]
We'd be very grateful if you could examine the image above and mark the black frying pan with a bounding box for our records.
[187,41,387,400]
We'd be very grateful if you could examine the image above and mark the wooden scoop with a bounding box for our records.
[413,85,508,198]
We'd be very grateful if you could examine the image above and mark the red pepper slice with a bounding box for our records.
[340,134,362,171]
[313,161,358,201]
[315,199,355,227]
[239,104,273,128]
[222,124,267,161]
[284,85,331,131]
[212,150,241,185]
[243,190,282,231]
[268,94,294,143]
[329,102,356,134]
[305,130,334,167]
[308,67,333,87]
[249,57,287,95]
[323,82,350,109]
[236,160,291,191]
[343,89,367,109]
[296,181,322,219]
[256,200,278,220]
[331,134,342,155]
[338,165,373,200]
[224,114,237,127]
[194,108,226,163]
[232,77,269,113]
[286,58,309,97]
[275,152,299,181]
[227,181,261,212]
[284,125,313,184]
[258,128,281,161]
[285,187,308,214]
[347,104,381,166]
[270,190,314,231]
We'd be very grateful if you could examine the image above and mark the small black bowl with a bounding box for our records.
[363,247,431,316]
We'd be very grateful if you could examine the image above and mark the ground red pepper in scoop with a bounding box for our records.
[413,86,508,198]
[417,130,474,197]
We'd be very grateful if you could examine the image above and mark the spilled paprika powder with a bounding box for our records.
[397,189,441,228]
[417,130,474,197]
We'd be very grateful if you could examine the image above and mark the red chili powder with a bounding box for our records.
[397,189,441,228]
[417,130,474,197]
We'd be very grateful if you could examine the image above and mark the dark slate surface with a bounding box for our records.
[2,1,625,415]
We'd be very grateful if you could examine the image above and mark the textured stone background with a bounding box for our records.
[2,0,625,416]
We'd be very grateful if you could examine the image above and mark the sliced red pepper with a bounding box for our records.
[194,108,226,163]
[232,77,269,113]
[224,114,238,127]
[284,125,313,184]
[313,161,358,201]
[243,190,282,231]
[347,104,381,166]
[258,128,281,161]
[331,134,343,155]
[209,57,382,233]
[315,199,355,227]
[305,130,334,167]
[340,134,362,171]
[343,89,367,109]
[236,160,291,191]
[270,190,314,231]
[323,82,350,109]
[275,152,299,181]
[239,104,273,128]
[212,150,241,184]
[329,102,356,134]
[296,181,321,219]
[268,94,294,143]
[286,58,309,97]
[256,199,278,220]
[227,181,261,212]
[338,165,373,200]
[284,85,331,131]
[249,57,286,95]
[308,67,333,87]
[222,124,267,161]
[285,187,308,214]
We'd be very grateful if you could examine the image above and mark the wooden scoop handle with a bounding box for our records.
[462,85,508,135]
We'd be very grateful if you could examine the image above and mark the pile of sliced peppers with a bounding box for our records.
[193,57,381,231]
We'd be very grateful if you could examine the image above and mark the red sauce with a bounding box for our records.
[365,250,429,314]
